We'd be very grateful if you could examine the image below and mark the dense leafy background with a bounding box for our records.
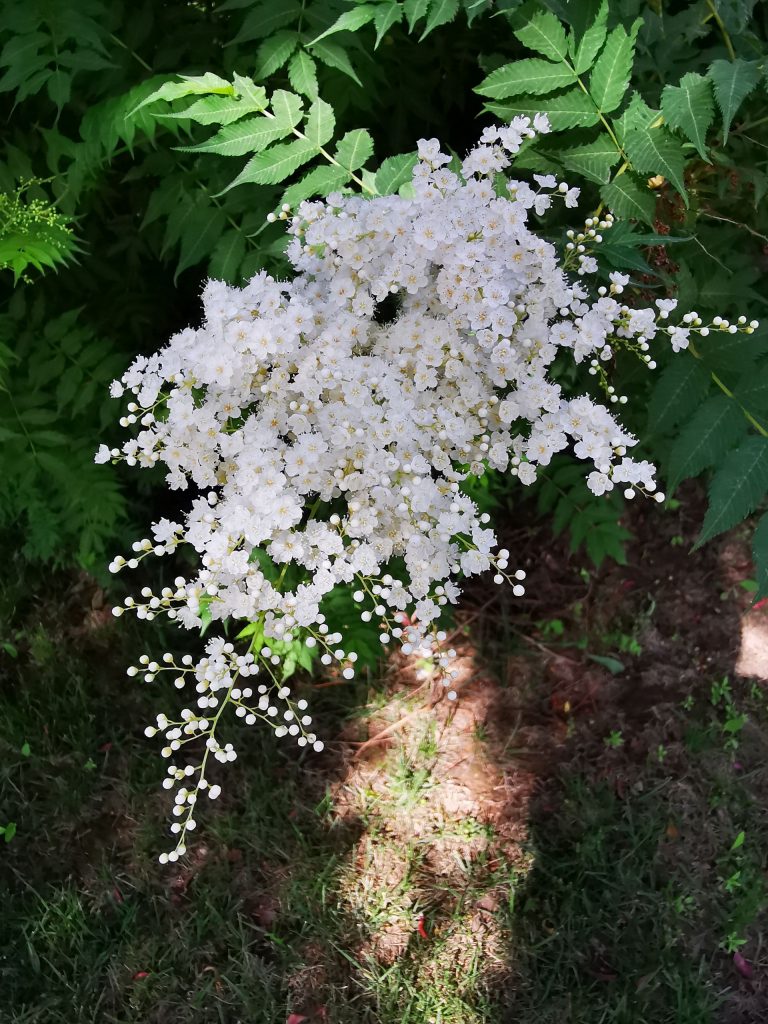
[1,0,767,580]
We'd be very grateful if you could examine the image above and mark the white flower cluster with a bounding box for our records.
[98,118,757,860]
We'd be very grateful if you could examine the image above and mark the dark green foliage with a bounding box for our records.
[536,458,631,567]
[1,0,767,573]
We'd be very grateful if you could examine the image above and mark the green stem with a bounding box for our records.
[109,32,153,72]
[705,0,736,60]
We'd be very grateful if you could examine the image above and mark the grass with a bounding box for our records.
[2,561,768,1023]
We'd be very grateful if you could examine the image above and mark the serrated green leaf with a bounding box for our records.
[613,91,658,147]
[708,58,761,143]
[419,0,460,38]
[647,356,712,434]
[160,92,266,126]
[0,32,48,69]
[661,72,714,162]
[375,152,418,194]
[334,128,374,172]
[734,364,768,420]
[373,2,402,46]
[255,30,297,79]
[511,147,561,175]
[176,114,297,156]
[47,69,71,109]
[571,0,608,75]
[20,408,58,426]
[208,229,246,283]
[309,5,378,46]
[600,173,656,224]
[304,98,335,148]
[176,206,227,280]
[404,0,430,32]
[282,163,350,206]
[588,20,640,114]
[233,74,270,110]
[485,87,599,130]
[624,126,688,204]
[310,40,362,86]
[270,88,304,128]
[752,510,768,599]
[554,136,619,184]
[514,8,568,63]
[221,138,318,191]
[288,49,318,99]
[697,436,768,546]
[476,58,577,99]
[131,73,234,115]
[227,0,301,45]
[667,395,747,489]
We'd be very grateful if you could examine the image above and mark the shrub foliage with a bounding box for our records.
[0,0,767,578]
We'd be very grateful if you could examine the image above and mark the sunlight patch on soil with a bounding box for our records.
[325,644,538,992]
[735,607,768,681]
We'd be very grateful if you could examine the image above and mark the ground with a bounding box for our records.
[1,490,767,1023]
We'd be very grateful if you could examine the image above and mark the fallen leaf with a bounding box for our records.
[132,971,150,981]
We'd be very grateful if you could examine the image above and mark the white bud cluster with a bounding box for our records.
[98,118,753,859]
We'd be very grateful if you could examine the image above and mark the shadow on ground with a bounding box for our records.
[1,489,768,1023]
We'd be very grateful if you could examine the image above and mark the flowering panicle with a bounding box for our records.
[97,117,758,859]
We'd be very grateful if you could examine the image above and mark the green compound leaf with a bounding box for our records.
[708,58,761,143]
[159,92,267,127]
[220,137,318,191]
[373,1,402,46]
[208,229,246,284]
[734,363,768,421]
[334,128,374,172]
[697,436,768,547]
[309,4,378,46]
[554,136,619,184]
[375,152,418,194]
[588,19,641,113]
[176,113,298,156]
[304,98,335,148]
[282,163,350,207]
[647,356,712,434]
[227,0,301,46]
[130,73,234,115]
[475,58,577,99]
[613,91,658,146]
[667,394,747,490]
[288,50,319,99]
[752,510,768,600]
[600,172,656,224]
[310,40,362,86]
[570,0,608,75]
[270,88,304,128]
[661,72,714,162]
[404,0,430,33]
[255,30,298,79]
[175,205,227,280]
[513,8,569,63]
[485,87,599,131]
[623,125,688,204]
[420,0,460,39]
